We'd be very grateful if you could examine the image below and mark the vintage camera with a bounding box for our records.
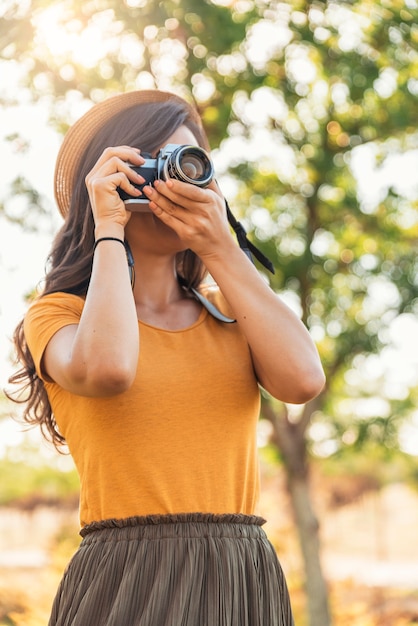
[118,143,214,211]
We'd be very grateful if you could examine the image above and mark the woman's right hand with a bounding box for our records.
[85,146,145,234]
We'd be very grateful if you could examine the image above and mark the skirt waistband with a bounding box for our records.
[80,513,266,541]
[51,512,294,625]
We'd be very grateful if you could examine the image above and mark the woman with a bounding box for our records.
[8,89,325,625]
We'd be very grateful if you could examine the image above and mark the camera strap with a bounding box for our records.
[177,275,236,323]
[224,200,275,274]
[125,240,136,289]
[125,239,235,323]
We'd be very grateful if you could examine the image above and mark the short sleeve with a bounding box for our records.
[24,292,84,380]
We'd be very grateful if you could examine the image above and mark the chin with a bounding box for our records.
[127,213,185,251]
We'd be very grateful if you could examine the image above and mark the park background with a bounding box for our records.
[1,0,418,624]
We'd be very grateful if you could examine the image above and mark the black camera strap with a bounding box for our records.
[125,240,136,289]
[224,200,275,274]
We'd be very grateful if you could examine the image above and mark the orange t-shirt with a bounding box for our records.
[24,289,261,527]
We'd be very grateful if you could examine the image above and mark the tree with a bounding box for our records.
[1,1,418,624]
[220,4,418,623]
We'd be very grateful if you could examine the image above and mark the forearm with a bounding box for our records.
[42,146,146,396]
[141,178,325,401]
[203,241,325,403]
[70,234,139,393]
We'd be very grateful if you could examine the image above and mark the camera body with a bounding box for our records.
[118,143,214,211]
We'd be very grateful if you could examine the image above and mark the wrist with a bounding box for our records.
[94,223,125,242]
[93,237,126,253]
[198,236,237,265]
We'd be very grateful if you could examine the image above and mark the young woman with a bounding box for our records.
[8,89,325,625]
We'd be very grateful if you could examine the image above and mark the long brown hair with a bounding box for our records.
[6,99,210,449]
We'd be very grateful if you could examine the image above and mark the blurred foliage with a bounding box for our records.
[0,444,78,506]
[320,442,418,492]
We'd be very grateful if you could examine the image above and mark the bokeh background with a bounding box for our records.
[1,1,418,624]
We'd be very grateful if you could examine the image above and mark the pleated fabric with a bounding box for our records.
[49,513,294,626]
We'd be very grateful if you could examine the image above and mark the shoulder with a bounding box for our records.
[25,292,85,323]
[24,292,85,357]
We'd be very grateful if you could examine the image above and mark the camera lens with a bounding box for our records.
[180,154,205,180]
[165,146,213,187]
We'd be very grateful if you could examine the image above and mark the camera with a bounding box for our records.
[118,143,214,211]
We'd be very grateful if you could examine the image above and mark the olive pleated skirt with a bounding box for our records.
[49,513,294,626]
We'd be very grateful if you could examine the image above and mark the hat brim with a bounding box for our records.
[54,90,202,217]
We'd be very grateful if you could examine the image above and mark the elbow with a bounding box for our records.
[288,365,326,405]
[71,359,137,397]
[92,359,137,395]
[95,368,136,396]
[263,364,326,405]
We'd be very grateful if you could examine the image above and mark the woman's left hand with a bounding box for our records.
[143,179,234,260]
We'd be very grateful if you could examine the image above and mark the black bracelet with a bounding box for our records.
[93,237,126,252]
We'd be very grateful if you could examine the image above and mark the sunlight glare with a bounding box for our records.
[32,5,123,69]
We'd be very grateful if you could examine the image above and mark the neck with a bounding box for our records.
[130,249,184,311]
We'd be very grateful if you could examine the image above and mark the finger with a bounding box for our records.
[206,179,224,196]
[88,172,144,211]
[144,185,186,218]
[88,155,144,180]
[86,147,145,180]
[165,177,222,199]
[152,181,225,223]
[87,157,145,193]
[114,172,143,198]
[156,179,210,204]
[143,187,189,229]
[99,146,144,167]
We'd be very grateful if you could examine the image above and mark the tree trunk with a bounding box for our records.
[288,475,331,626]
[263,399,331,626]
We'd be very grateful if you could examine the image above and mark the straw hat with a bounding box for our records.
[54,90,203,217]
